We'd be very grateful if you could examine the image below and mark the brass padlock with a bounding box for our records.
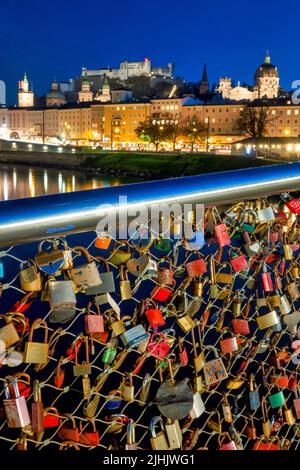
[0,315,22,348]
[109,312,126,336]
[120,265,132,300]
[24,318,49,364]
[222,393,233,423]
[177,314,195,333]
[122,374,134,402]
[207,410,222,433]
[20,259,42,292]
[191,322,205,372]
[73,334,91,377]
[165,418,182,449]
[150,416,169,450]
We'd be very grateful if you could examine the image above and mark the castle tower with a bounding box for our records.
[199,63,209,95]
[18,73,34,107]
[78,79,93,102]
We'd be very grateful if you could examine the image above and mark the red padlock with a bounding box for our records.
[9,373,31,398]
[78,419,100,447]
[151,285,172,302]
[212,207,231,247]
[145,299,165,328]
[178,337,188,366]
[229,248,248,273]
[185,252,207,278]
[219,331,239,354]
[54,356,65,389]
[261,263,273,292]
[147,333,170,358]
[43,407,61,428]
[231,318,250,335]
[269,367,289,388]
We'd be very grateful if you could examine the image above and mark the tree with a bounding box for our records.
[181,115,206,152]
[162,114,184,151]
[234,105,274,138]
[135,113,168,151]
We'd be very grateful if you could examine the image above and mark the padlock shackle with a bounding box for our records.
[72,245,92,264]
[150,416,164,438]
[28,318,48,344]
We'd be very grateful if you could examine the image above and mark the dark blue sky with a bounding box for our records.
[0,0,299,105]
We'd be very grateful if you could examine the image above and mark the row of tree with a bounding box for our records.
[135,106,273,151]
[135,113,207,151]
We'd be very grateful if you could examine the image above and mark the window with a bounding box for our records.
[295,110,299,115]
[287,110,291,115]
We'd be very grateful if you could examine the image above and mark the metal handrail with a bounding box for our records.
[1,162,300,246]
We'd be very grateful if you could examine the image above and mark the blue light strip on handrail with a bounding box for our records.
[0,162,300,245]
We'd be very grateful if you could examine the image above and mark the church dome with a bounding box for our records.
[255,52,278,79]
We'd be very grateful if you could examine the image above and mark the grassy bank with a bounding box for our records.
[84,151,283,179]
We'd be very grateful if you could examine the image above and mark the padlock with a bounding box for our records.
[54,356,65,389]
[78,419,99,447]
[24,318,49,364]
[95,232,112,250]
[283,233,294,260]
[119,265,132,300]
[261,397,271,439]
[215,262,233,284]
[147,332,170,358]
[138,374,152,406]
[150,416,169,450]
[35,239,65,275]
[102,340,117,364]
[280,192,300,214]
[203,346,228,386]
[231,314,250,336]
[156,257,175,286]
[109,312,126,336]
[212,207,231,247]
[20,259,42,292]
[151,285,173,302]
[127,254,156,278]
[293,389,300,419]
[229,248,248,273]
[84,302,104,335]
[284,403,296,425]
[69,246,102,292]
[48,279,76,324]
[222,393,233,423]
[245,415,256,440]
[3,377,31,428]
[122,374,134,402]
[193,275,204,297]
[285,272,300,300]
[269,387,285,409]
[73,335,91,377]
[261,262,273,292]
[125,419,137,450]
[177,314,196,333]
[57,414,79,443]
[269,366,289,388]
[109,240,132,267]
[87,255,115,295]
[268,290,281,308]
[207,410,222,433]
[165,418,182,449]
[0,314,22,348]
[31,380,44,434]
[219,330,238,354]
[249,374,260,411]
[178,337,188,366]
[120,324,149,349]
[145,298,165,328]
[104,390,123,410]
[193,374,205,393]
[256,200,275,222]
[185,252,207,278]
[290,260,299,279]
[154,236,172,254]
[256,305,279,330]
[218,432,237,451]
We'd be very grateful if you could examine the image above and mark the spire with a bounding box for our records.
[23,72,28,83]
[201,63,208,82]
[103,74,109,87]
[264,51,271,64]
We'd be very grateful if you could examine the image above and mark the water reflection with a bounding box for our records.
[0,164,133,201]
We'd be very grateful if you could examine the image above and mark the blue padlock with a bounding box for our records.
[0,261,3,278]
[249,374,260,411]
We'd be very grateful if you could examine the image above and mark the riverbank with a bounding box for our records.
[84,151,283,179]
[0,148,284,179]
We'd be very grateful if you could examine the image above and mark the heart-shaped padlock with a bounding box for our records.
[35,240,64,275]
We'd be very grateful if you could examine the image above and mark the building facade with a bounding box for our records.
[18,73,34,107]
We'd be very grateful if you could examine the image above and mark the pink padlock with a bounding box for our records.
[261,263,273,292]
[218,433,237,451]
[229,249,248,273]
[220,332,238,354]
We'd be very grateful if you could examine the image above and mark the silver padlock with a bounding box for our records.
[48,280,76,324]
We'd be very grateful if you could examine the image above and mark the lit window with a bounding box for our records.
[287,110,291,115]
[295,110,299,115]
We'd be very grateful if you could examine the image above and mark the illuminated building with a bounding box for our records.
[18,73,34,107]
[82,58,174,80]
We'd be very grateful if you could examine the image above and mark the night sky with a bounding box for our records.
[0,0,299,105]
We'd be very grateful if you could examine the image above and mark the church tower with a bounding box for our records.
[254,52,279,99]
[78,79,93,102]
[18,73,34,107]
[95,75,111,102]
[199,64,209,95]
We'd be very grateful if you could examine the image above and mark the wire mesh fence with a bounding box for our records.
[0,194,300,450]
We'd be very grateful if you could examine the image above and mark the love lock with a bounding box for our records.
[35,239,65,275]
[156,359,193,420]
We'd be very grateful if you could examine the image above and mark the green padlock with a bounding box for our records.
[154,237,172,254]
[102,341,117,364]
[268,389,285,409]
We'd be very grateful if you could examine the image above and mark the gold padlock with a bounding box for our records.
[122,374,134,402]
[165,419,182,449]
[20,259,42,292]
[177,315,195,333]
[109,312,126,336]
[207,410,222,433]
[24,318,49,364]
[119,265,132,300]
[150,417,169,450]
[256,307,279,330]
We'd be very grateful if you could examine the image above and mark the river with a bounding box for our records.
[0,164,136,200]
